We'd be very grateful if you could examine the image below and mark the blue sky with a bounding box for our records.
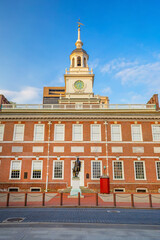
[0,0,160,104]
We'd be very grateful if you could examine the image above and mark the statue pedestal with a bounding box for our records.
[69,177,83,198]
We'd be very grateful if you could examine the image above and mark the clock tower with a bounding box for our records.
[59,24,101,104]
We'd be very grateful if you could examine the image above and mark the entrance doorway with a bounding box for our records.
[71,160,84,187]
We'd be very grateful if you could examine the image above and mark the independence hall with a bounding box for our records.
[0,26,160,194]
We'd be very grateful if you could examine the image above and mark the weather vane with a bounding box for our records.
[77,19,84,28]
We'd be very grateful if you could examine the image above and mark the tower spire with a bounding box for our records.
[75,20,84,49]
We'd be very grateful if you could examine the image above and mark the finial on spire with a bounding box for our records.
[75,19,84,48]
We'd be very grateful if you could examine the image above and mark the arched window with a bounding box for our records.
[77,56,81,66]
[84,57,86,67]
[72,58,75,67]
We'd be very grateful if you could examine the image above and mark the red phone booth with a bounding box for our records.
[100,176,110,194]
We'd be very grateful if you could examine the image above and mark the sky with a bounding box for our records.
[0,0,160,104]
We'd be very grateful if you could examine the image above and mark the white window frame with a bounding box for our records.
[8,187,19,192]
[131,124,143,141]
[31,160,43,180]
[34,124,45,141]
[72,124,83,141]
[112,160,124,180]
[136,188,148,193]
[152,125,160,141]
[53,160,64,179]
[13,124,25,141]
[134,161,146,180]
[30,187,41,192]
[91,124,101,141]
[9,160,22,180]
[111,124,122,141]
[54,124,65,141]
[155,161,160,180]
[91,160,102,180]
[114,188,125,193]
[0,124,5,141]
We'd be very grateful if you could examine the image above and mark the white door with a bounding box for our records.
[71,160,84,187]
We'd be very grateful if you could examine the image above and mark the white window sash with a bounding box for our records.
[113,161,124,180]
[91,124,101,141]
[13,124,24,141]
[134,161,146,180]
[156,161,160,180]
[152,125,160,141]
[10,160,21,179]
[72,124,83,141]
[34,124,44,141]
[0,124,4,141]
[31,160,43,179]
[111,125,122,141]
[91,161,102,179]
[53,161,64,179]
[54,124,64,141]
[131,125,142,141]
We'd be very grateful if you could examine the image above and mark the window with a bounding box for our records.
[131,125,142,141]
[84,57,86,67]
[8,188,19,192]
[91,161,102,179]
[91,124,101,141]
[113,161,124,180]
[114,188,125,193]
[136,188,147,193]
[0,124,4,141]
[54,124,64,141]
[34,124,44,141]
[156,162,160,180]
[152,125,160,141]
[134,161,146,180]
[53,161,64,179]
[13,124,24,141]
[32,161,42,179]
[77,56,81,66]
[111,124,122,141]
[72,124,83,141]
[30,188,41,192]
[10,161,21,179]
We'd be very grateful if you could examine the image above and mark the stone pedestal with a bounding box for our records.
[69,177,82,197]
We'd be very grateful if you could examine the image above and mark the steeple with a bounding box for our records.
[75,25,83,49]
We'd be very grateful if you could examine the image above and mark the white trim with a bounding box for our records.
[33,124,45,141]
[54,124,65,141]
[52,160,64,180]
[30,187,41,192]
[0,124,5,141]
[111,124,122,141]
[8,187,19,192]
[134,161,146,180]
[136,188,148,193]
[72,124,83,141]
[114,188,125,193]
[91,160,102,180]
[155,161,160,180]
[90,124,101,141]
[112,160,124,180]
[13,124,25,141]
[31,160,43,180]
[9,160,22,180]
[131,124,143,141]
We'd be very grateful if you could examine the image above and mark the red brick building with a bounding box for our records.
[0,26,160,193]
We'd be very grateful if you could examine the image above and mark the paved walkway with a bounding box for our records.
[0,223,160,240]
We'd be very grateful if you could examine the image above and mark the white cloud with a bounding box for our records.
[101,87,112,94]
[90,59,99,69]
[0,86,42,104]
[115,62,160,87]
[101,58,138,73]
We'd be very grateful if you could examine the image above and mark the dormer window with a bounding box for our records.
[84,57,86,67]
[77,56,81,66]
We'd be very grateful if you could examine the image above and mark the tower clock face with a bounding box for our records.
[74,80,84,90]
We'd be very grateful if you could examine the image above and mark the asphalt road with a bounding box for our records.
[0,207,160,225]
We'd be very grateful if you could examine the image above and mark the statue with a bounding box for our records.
[73,157,81,177]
